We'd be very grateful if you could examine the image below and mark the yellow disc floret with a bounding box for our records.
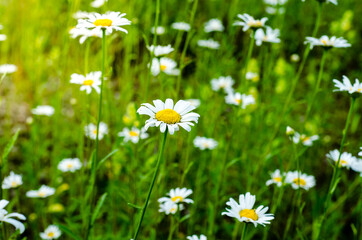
[129,131,138,137]
[160,64,167,71]
[239,209,258,221]
[293,178,306,186]
[171,196,183,202]
[155,109,181,124]
[94,19,113,27]
[83,80,94,86]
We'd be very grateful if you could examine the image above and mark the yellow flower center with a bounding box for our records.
[11,181,17,187]
[47,232,55,237]
[93,129,98,135]
[249,20,262,27]
[155,109,181,124]
[67,163,73,169]
[239,209,258,221]
[160,64,167,71]
[129,131,138,137]
[339,160,347,166]
[293,178,306,186]
[321,39,328,45]
[83,79,94,86]
[170,207,176,212]
[38,192,46,197]
[235,98,242,104]
[93,19,112,27]
[273,177,282,182]
[171,196,183,202]
[301,136,309,142]
[202,143,209,148]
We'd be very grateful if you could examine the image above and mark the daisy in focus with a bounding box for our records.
[197,39,220,49]
[2,171,23,189]
[304,35,351,49]
[221,192,274,227]
[85,122,109,140]
[0,64,17,74]
[285,171,316,190]
[70,71,101,94]
[0,200,26,234]
[333,75,361,95]
[326,149,356,169]
[40,225,62,240]
[204,18,224,32]
[187,234,207,240]
[147,44,174,57]
[149,57,180,76]
[171,22,190,31]
[266,169,285,187]
[193,136,218,150]
[233,14,268,31]
[118,126,149,144]
[158,187,194,204]
[255,27,280,46]
[158,200,184,215]
[211,76,234,93]
[26,185,55,198]
[31,105,55,116]
[58,158,82,173]
[137,99,200,135]
[225,92,256,109]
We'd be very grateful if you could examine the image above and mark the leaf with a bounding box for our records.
[57,224,82,240]
[2,128,20,162]
[127,202,142,209]
[97,149,119,170]
[226,157,242,169]
[91,193,108,225]
[330,177,341,194]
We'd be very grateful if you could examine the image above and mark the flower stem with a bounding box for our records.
[241,30,255,89]
[167,216,175,240]
[133,129,168,240]
[240,223,247,240]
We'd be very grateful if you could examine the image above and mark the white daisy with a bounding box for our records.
[211,76,234,93]
[0,64,17,74]
[137,99,200,135]
[304,35,351,49]
[158,200,184,215]
[301,0,337,4]
[151,26,165,35]
[85,122,108,140]
[69,27,104,44]
[76,11,131,35]
[185,99,201,108]
[197,39,220,49]
[118,127,149,144]
[70,71,102,94]
[221,192,274,227]
[57,158,82,173]
[0,200,26,234]
[171,22,190,31]
[2,172,23,189]
[286,126,295,136]
[0,34,6,41]
[351,159,362,177]
[204,18,224,33]
[333,75,361,95]
[158,187,194,204]
[266,169,284,187]
[225,92,255,109]
[193,136,218,150]
[285,171,316,190]
[245,72,259,82]
[31,105,55,116]
[264,0,288,6]
[26,185,55,198]
[233,14,268,32]
[255,27,280,46]
[291,132,319,146]
[40,225,62,240]
[326,149,356,169]
[187,234,207,240]
[147,45,174,57]
[90,0,107,8]
[149,57,180,76]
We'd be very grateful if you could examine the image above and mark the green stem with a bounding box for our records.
[240,223,247,240]
[167,216,175,240]
[133,129,168,240]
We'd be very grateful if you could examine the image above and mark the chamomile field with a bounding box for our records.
[0,0,361,239]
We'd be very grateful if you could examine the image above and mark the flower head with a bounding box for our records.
[70,71,101,94]
[246,72,259,82]
[225,92,255,109]
[85,122,108,140]
[187,235,207,240]
[0,200,26,234]
[333,75,361,95]
[351,159,362,176]
[0,64,17,74]
[255,27,280,46]
[158,200,184,215]
[69,27,105,44]
[58,158,82,173]
[158,187,194,204]
[118,126,149,143]
[2,172,23,189]
[147,45,174,57]
[26,185,55,198]
[151,26,165,35]
[193,136,218,150]
[291,132,319,146]
[185,99,201,108]
[171,22,190,31]
[233,14,268,31]
[204,18,224,32]
[285,171,316,190]
[90,0,107,8]
[197,39,220,49]
[31,105,55,116]
[149,57,180,76]
[266,169,285,187]
[326,149,356,169]
[40,225,62,239]
[211,76,234,93]
[304,35,350,49]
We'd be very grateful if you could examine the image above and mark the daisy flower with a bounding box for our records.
[137,99,200,135]
[171,22,190,31]
[69,27,105,44]
[304,35,351,49]
[221,192,274,227]
[291,132,319,146]
[187,234,207,240]
[158,187,194,204]
[197,39,220,49]
[0,64,17,74]
[76,11,131,34]
[2,172,22,189]
[285,171,316,190]
[0,34,6,41]
[246,72,259,82]
[301,0,337,4]
[351,159,362,176]
[31,105,55,116]
[40,225,62,240]
[185,99,201,108]
[85,122,108,140]
[193,136,218,150]
[26,185,55,198]
[333,75,361,95]
[90,0,107,8]
[151,26,165,35]
[118,127,149,144]
[147,44,174,57]
[149,57,180,76]
[57,158,82,173]
[255,27,280,46]
[158,200,184,215]
[266,169,284,187]
[233,14,268,31]
[225,92,255,109]
[264,0,288,6]
[211,76,234,93]
[326,149,356,169]
[0,200,26,234]
[70,71,101,94]
[204,18,224,33]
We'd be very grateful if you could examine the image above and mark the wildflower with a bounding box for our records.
[255,27,280,46]
[211,76,234,93]
[285,171,316,190]
[0,34,6,41]
[333,75,361,95]
[245,72,259,82]
[233,14,268,31]
[204,18,224,32]
[147,44,174,57]
[290,54,300,62]
[197,39,220,49]
[193,136,218,150]
[171,22,190,31]
[118,127,149,143]
[221,192,274,227]
[0,64,17,74]
[264,0,288,6]
[40,225,62,239]
[137,99,200,135]
[266,169,284,187]
[31,105,55,116]
[351,159,362,176]
[158,200,184,215]
[151,26,165,35]
[225,92,255,109]
[149,57,179,76]
[57,158,82,172]
[291,132,319,146]
[90,0,107,8]
[85,122,108,140]
[2,172,22,189]
[69,27,105,44]
[185,99,201,108]
[301,0,337,5]
[187,235,207,240]
[70,71,101,94]
[158,187,194,204]
[304,35,351,49]
[26,185,55,198]
[0,200,26,234]
[326,149,356,169]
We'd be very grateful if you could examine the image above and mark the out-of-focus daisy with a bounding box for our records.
[158,200,184,215]
[359,147,362,156]
[31,105,55,116]
[0,200,26,234]
[266,169,284,187]
[221,192,274,227]
[40,225,62,240]
[225,92,255,109]
[0,34,6,41]
[85,122,108,140]
[246,72,259,82]
[333,75,361,95]
[233,14,268,31]
[285,171,316,190]
[26,185,55,198]
[304,35,351,49]
[90,0,107,8]
[149,57,179,76]
[211,76,234,93]
[301,0,337,4]
[2,172,22,189]
[187,234,207,240]
[291,132,319,146]
[76,12,131,34]
[185,99,201,108]
[118,127,149,143]
[69,27,105,44]
[197,39,220,49]
[264,0,288,5]
[147,45,174,57]
[286,126,295,136]
[291,54,300,62]
[255,27,280,46]
[151,26,165,35]
[72,11,93,19]
[0,64,17,74]
[58,158,82,173]
[159,187,194,204]
[193,136,218,150]
[204,18,224,32]
[137,99,200,135]
[70,71,101,94]
[326,149,356,169]
[351,159,362,176]
[171,22,190,31]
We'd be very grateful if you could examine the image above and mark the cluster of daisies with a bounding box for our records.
[158,187,193,215]
[266,169,316,190]
[326,149,362,176]
[286,126,319,147]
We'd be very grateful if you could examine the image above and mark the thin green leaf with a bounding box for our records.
[57,224,82,240]
[97,149,119,170]
[2,128,20,162]
[91,193,108,225]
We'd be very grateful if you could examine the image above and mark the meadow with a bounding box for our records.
[0,0,361,239]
